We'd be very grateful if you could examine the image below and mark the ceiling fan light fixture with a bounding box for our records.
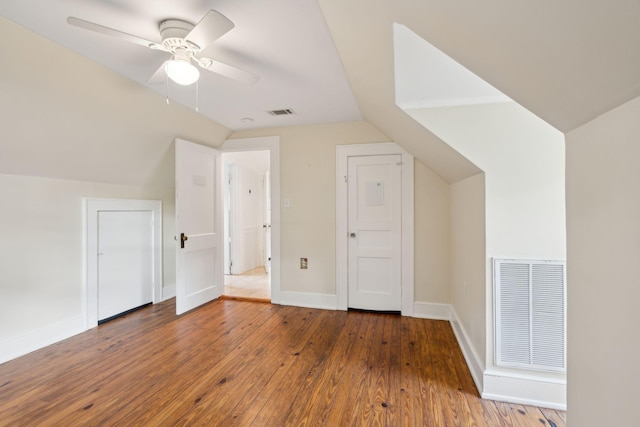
[165,59,200,85]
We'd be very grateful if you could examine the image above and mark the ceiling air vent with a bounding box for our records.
[268,108,295,116]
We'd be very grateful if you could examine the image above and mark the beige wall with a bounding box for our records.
[0,18,229,342]
[414,160,451,303]
[566,95,640,426]
[408,102,566,370]
[1,15,454,346]
[231,122,387,295]
[232,123,452,301]
[450,173,486,361]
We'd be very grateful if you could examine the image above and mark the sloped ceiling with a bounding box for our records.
[319,0,640,178]
[0,0,362,132]
[319,0,481,183]
[4,1,639,185]
[0,17,230,186]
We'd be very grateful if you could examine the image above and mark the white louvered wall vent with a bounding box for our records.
[494,259,566,372]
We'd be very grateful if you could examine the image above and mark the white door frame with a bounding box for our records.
[84,198,163,329]
[223,162,237,275]
[222,136,281,304]
[263,170,271,275]
[336,143,414,315]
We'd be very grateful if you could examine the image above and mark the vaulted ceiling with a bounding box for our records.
[0,0,362,131]
[318,0,640,181]
[2,0,639,183]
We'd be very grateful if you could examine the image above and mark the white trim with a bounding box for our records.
[482,370,567,410]
[336,142,414,315]
[222,137,281,304]
[412,302,451,320]
[84,198,163,328]
[450,306,485,394]
[278,292,338,310]
[450,305,566,410]
[0,315,85,365]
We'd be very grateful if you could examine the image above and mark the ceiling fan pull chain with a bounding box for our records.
[166,73,170,105]
[196,80,199,112]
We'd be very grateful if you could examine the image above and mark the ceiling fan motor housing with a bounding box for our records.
[159,19,200,53]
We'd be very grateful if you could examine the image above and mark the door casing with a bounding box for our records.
[222,136,281,304]
[336,142,414,315]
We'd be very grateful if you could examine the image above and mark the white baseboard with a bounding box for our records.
[162,283,176,301]
[449,306,485,394]
[278,292,338,310]
[0,315,86,365]
[412,301,451,320]
[482,369,566,410]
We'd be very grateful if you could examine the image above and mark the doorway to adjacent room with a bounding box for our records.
[222,149,271,301]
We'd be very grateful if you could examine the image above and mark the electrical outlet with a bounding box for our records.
[300,258,308,269]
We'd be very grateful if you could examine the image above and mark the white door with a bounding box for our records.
[175,139,223,315]
[347,154,402,311]
[97,210,153,321]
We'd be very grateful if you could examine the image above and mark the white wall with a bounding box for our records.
[0,174,171,339]
[450,173,486,371]
[408,102,566,259]
[0,18,229,355]
[223,151,270,274]
[408,101,566,361]
[566,95,640,426]
[408,101,566,405]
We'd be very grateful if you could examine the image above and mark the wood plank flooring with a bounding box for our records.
[0,299,566,426]
[223,267,270,300]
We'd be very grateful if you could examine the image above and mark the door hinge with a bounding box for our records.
[344,175,348,183]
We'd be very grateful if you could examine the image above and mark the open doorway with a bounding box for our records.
[222,150,271,300]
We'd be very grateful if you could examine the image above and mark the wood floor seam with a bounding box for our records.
[0,299,566,426]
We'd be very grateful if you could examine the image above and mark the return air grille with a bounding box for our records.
[494,259,566,372]
[268,108,295,116]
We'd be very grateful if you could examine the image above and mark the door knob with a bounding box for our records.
[180,232,188,249]
[350,232,357,238]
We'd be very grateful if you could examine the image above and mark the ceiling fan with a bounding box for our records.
[67,10,259,86]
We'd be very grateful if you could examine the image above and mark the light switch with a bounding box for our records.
[284,198,291,208]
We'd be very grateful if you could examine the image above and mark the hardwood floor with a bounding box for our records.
[0,299,566,426]
[223,267,270,301]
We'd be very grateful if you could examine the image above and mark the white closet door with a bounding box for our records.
[98,210,153,321]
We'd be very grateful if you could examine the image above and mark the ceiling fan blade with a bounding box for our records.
[185,10,234,51]
[198,58,259,85]
[67,17,159,49]
[148,61,169,84]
